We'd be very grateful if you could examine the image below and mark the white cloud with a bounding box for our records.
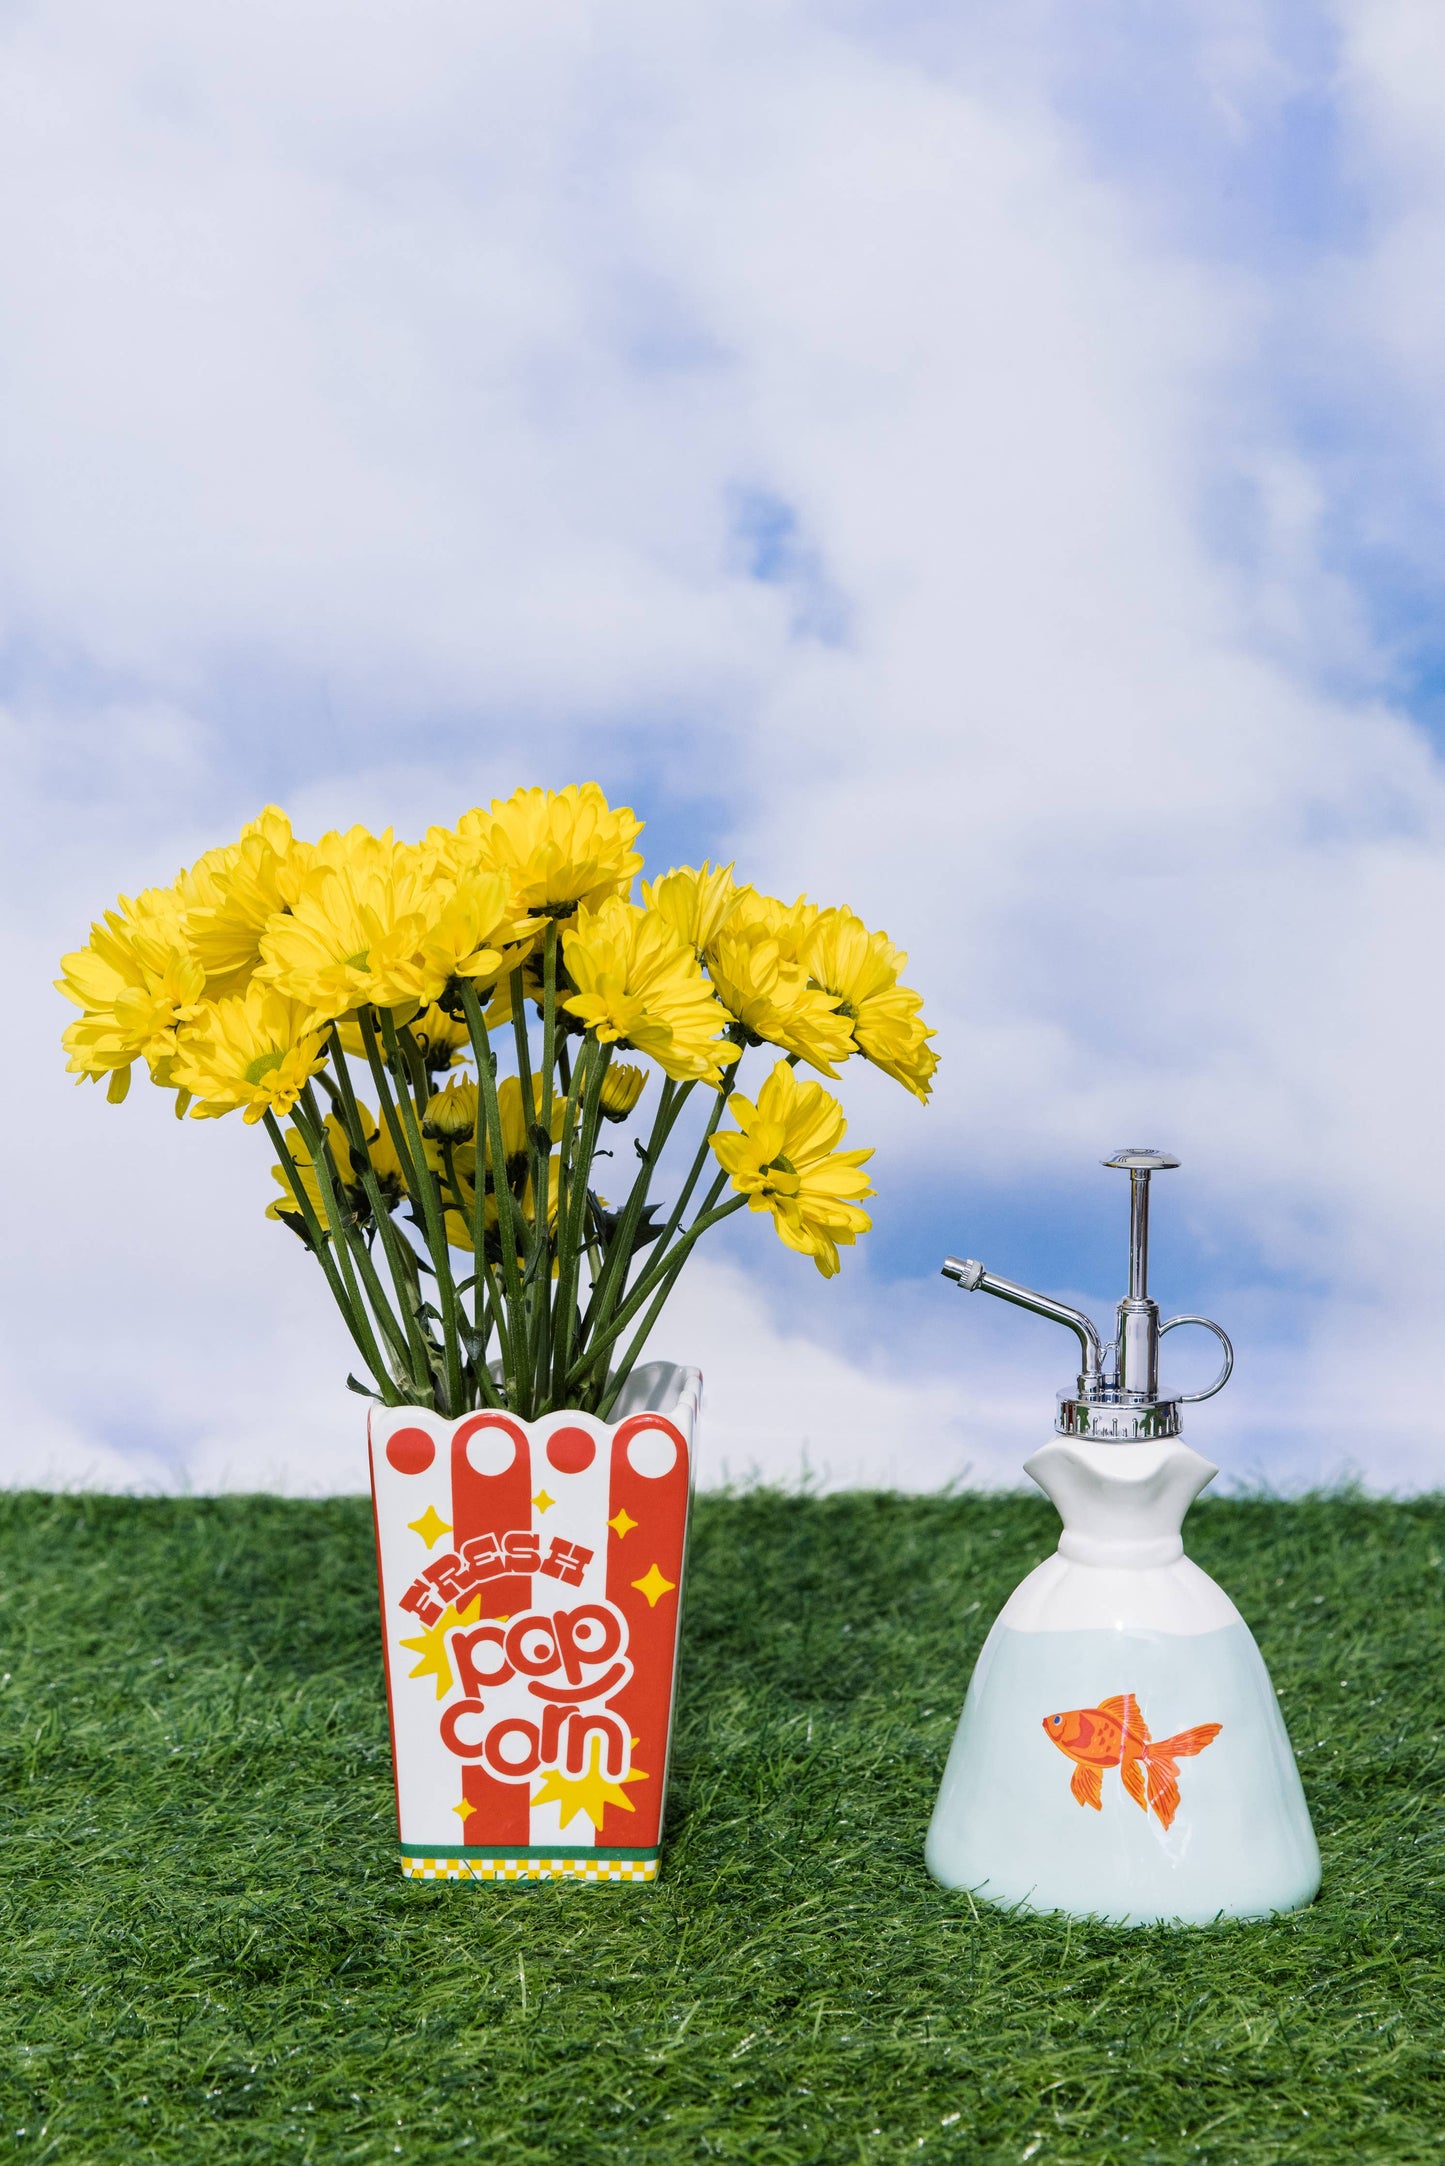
[4,3,1445,1493]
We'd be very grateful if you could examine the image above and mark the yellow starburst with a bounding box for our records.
[631,1563,676,1608]
[607,1507,638,1540]
[454,1795,476,1823]
[407,1505,452,1548]
[531,1736,649,1830]
[533,1489,555,1514]
[399,1594,481,1701]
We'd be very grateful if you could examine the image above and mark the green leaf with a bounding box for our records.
[590,1198,666,1255]
[273,1209,323,1253]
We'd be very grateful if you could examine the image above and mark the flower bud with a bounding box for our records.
[422,1077,478,1141]
[599,1062,647,1122]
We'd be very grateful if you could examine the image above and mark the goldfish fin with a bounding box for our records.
[1070,1761,1103,1811]
[1153,1722,1222,1761]
[1098,1693,1149,1744]
[1119,1753,1148,1813]
[1147,1758,1181,1830]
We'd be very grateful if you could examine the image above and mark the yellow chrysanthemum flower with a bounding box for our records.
[186,806,310,999]
[803,907,938,1102]
[172,839,241,916]
[641,861,740,956]
[174,986,329,1123]
[563,899,739,1086]
[258,829,534,1022]
[710,1061,874,1277]
[254,826,412,1016]
[57,886,207,1101]
[266,1102,407,1227]
[598,1061,648,1122]
[397,868,538,1011]
[448,783,643,918]
[704,890,853,1077]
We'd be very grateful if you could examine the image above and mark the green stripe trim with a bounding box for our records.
[400,1843,660,1863]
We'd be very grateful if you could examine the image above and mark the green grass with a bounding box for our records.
[0,1490,1441,2165]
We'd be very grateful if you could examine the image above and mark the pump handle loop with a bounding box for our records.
[1159,1315,1233,1403]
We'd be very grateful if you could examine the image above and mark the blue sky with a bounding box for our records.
[7,0,1445,1493]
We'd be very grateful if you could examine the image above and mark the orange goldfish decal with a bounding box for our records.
[1042,1694,1222,1831]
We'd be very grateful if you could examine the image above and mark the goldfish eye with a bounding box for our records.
[1050,1715,1062,1727]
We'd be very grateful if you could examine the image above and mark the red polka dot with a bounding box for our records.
[546,1425,596,1474]
[385,1426,435,1475]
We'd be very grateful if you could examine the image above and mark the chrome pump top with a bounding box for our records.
[941,1150,1233,1443]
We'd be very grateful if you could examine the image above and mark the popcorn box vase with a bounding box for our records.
[927,1152,1321,1927]
[369,1362,698,1886]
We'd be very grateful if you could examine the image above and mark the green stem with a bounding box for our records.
[263,1111,402,1404]
[379,1009,465,1418]
[463,1101,516,1408]
[511,968,537,1135]
[284,1097,406,1402]
[497,995,537,1286]
[294,1087,419,1391]
[579,1077,685,1346]
[462,1096,516,1408]
[569,1190,746,1399]
[510,961,544,1399]
[458,982,530,1407]
[648,1083,733,1269]
[397,1023,431,1114]
[550,1037,609,1404]
[597,1234,714,1420]
[438,1140,501,1411]
[436,1137,469,1222]
[323,1030,433,1387]
[528,922,561,1408]
[582,1062,737,1365]
[357,1011,422,1192]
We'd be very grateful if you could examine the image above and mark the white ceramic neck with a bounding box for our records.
[1024,1435,1218,1569]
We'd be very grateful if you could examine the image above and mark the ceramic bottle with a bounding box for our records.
[925,1151,1320,1927]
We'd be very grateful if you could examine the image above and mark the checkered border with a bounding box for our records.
[402,1854,658,1884]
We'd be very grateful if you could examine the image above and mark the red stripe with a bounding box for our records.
[451,1413,534,1847]
[367,1410,405,1843]
[600,1414,690,1850]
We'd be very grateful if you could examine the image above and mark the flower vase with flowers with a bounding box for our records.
[58,784,935,1883]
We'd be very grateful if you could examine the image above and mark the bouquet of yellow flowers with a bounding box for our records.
[57,785,936,1422]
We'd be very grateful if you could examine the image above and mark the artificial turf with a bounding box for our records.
[0,1489,1440,2165]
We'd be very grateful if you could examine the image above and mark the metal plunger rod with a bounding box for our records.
[1129,1168,1151,1301]
[1115,1161,1164,1398]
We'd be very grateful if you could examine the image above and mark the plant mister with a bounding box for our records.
[926,1150,1320,1925]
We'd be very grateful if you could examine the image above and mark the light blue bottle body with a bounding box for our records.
[925,1437,1320,1926]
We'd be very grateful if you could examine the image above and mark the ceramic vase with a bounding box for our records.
[369,1361,697,1886]
[925,1434,1321,1926]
